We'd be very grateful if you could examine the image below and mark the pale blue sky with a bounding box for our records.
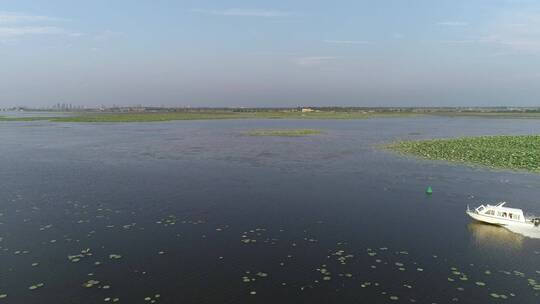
[1,0,540,107]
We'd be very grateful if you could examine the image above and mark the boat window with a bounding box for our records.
[486,210,495,215]
[477,206,485,212]
[509,213,513,219]
[502,212,507,217]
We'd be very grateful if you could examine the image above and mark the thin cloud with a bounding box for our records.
[437,21,469,26]
[479,34,540,53]
[0,11,61,24]
[94,30,124,41]
[479,12,540,53]
[295,56,337,67]
[190,8,292,17]
[0,26,69,37]
[323,39,372,45]
[438,39,476,44]
[0,11,80,42]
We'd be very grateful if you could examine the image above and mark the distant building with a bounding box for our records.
[301,108,315,113]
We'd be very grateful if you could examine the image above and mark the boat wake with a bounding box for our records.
[504,225,540,239]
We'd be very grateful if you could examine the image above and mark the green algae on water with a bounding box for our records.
[389,135,540,173]
[248,129,322,137]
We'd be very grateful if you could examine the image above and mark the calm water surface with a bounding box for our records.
[1,117,540,303]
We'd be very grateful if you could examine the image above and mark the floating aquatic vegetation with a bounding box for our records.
[389,135,540,173]
[39,224,53,231]
[490,293,509,299]
[144,294,161,303]
[247,129,322,137]
[180,219,206,225]
[3,203,540,304]
[527,278,540,291]
[331,250,354,265]
[122,223,136,230]
[104,297,120,302]
[28,283,44,290]
[316,267,331,277]
[156,215,178,227]
[83,280,100,288]
[304,237,318,243]
[513,270,525,277]
[242,271,269,283]
[108,254,122,260]
[68,248,92,263]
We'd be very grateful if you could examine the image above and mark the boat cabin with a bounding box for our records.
[474,202,525,223]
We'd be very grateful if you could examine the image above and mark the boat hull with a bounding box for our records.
[466,210,533,227]
[467,211,519,226]
[466,204,540,238]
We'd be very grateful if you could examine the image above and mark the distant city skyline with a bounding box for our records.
[1,0,540,107]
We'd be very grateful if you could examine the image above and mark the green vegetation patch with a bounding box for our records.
[1,111,415,123]
[248,129,322,137]
[389,135,540,173]
[50,112,252,122]
[50,111,374,122]
[0,116,53,122]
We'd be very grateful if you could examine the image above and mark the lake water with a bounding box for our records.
[1,116,540,303]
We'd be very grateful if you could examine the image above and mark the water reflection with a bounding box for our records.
[468,222,524,251]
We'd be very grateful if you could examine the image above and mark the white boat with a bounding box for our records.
[466,202,540,228]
